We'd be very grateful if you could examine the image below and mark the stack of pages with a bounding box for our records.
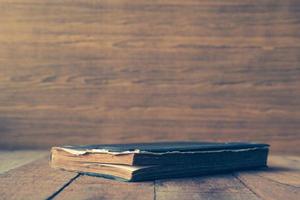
[50,142,269,182]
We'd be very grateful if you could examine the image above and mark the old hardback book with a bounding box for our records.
[50,142,269,182]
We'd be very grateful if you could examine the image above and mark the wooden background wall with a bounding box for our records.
[0,0,299,154]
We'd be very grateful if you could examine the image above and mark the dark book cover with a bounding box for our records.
[61,141,269,154]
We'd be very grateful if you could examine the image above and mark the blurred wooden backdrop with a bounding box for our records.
[0,0,299,154]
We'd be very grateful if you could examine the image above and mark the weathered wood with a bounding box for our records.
[258,156,300,186]
[234,156,300,200]
[0,0,300,153]
[55,175,154,200]
[0,150,47,174]
[0,157,78,200]
[1,154,299,199]
[154,156,300,200]
[155,175,260,200]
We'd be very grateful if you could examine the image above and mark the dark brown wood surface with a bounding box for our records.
[0,0,299,153]
[0,154,299,200]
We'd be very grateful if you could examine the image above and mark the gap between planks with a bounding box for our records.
[1,154,298,200]
[154,180,157,200]
[46,174,82,200]
[233,173,262,199]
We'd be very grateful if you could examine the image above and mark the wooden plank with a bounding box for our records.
[155,175,260,200]
[234,156,300,200]
[0,150,47,174]
[260,155,300,186]
[55,175,154,200]
[0,157,78,200]
[0,0,299,153]
[155,156,300,200]
[1,155,298,199]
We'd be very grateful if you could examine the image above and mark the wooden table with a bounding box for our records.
[0,151,299,200]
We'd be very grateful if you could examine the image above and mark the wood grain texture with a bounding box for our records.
[55,175,154,200]
[0,0,299,152]
[155,175,260,200]
[235,156,300,200]
[0,154,299,199]
[55,156,300,200]
[0,157,78,200]
[0,150,47,174]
